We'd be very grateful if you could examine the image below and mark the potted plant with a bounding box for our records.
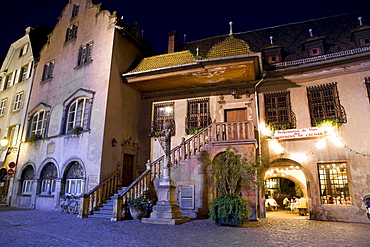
[26,134,42,143]
[127,195,157,220]
[208,146,258,226]
[68,126,84,135]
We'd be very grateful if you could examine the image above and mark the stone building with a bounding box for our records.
[11,0,153,210]
[122,11,370,223]
[0,25,51,206]
[3,0,370,224]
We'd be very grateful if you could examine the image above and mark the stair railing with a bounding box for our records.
[111,120,254,221]
[78,169,120,218]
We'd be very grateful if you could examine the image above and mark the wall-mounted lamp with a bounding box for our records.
[0,137,8,147]
[112,138,117,147]
[230,88,237,98]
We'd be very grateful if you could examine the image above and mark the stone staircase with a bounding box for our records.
[88,187,127,219]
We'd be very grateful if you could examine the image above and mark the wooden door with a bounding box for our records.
[225,108,248,122]
[122,154,134,187]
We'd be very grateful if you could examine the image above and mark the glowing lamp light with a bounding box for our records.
[0,138,8,147]
[269,140,284,154]
[290,153,307,162]
[316,139,326,149]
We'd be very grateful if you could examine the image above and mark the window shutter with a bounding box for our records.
[179,185,195,209]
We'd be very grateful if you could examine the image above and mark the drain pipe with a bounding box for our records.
[254,72,266,219]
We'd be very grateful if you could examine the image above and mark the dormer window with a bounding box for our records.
[360,37,370,47]
[309,47,322,56]
[262,45,284,66]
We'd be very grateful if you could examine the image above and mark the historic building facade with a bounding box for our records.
[123,11,370,223]
[0,25,51,206]
[10,0,153,210]
[2,0,370,224]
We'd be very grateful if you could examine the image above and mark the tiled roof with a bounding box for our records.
[127,50,197,74]
[206,35,253,59]
[182,10,370,62]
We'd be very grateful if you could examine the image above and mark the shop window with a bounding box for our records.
[64,162,84,196]
[318,162,351,205]
[39,163,57,195]
[307,83,346,126]
[264,91,295,130]
[21,165,34,194]
[151,102,175,135]
[186,98,211,134]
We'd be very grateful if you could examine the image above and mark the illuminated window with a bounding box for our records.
[31,110,49,137]
[318,162,351,205]
[71,4,79,18]
[307,82,346,126]
[39,163,57,195]
[264,91,295,130]
[309,47,322,56]
[66,97,91,133]
[64,162,84,196]
[77,43,93,66]
[65,24,78,42]
[13,92,23,111]
[0,99,7,116]
[186,98,211,134]
[42,60,54,81]
[21,165,34,194]
[152,102,175,134]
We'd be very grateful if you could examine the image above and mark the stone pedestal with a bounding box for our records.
[142,178,189,225]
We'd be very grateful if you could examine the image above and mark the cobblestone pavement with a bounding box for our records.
[1,207,370,247]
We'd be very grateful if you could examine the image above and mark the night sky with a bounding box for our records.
[1,0,370,60]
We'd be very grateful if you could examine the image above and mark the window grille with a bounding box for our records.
[186,98,211,134]
[318,162,351,205]
[264,91,295,130]
[152,102,175,135]
[307,83,346,126]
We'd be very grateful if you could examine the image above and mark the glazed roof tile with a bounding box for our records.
[206,35,253,59]
[127,50,197,74]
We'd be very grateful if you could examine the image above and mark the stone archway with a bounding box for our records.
[260,157,314,218]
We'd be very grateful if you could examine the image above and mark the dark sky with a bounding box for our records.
[1,0,370,59]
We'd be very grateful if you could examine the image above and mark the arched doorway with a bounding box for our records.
[263,158,310,218]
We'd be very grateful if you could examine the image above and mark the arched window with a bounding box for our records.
[66,97,91,133]
[64,162,84,196]
[31,110,49,138]
[21,165,34,194]
[39,163,57,195]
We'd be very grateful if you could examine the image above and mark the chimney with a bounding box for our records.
[168,31,178,53]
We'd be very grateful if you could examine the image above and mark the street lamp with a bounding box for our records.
[0,137,8,147]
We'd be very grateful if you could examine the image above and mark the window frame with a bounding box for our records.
[318,162,351,205]
[65,24,78,42]
[71,4,80,18]
[0,99,7,117]
[19,65,29,82]
[42,60,54,81]
[264,91,295,130]
[30,110,49,138]
[13,92,24,112]
[185,98,211,134]
[66,97,91,133]
[39,163,57,195]
[76,43,93,66]
[151,102,175,135]
[64,162,84,196]
[307,82,346,126]
[21,165,34,195]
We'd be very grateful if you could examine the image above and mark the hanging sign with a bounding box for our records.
[272,127,330,140]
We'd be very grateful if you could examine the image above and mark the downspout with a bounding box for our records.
[254,70,266,219]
